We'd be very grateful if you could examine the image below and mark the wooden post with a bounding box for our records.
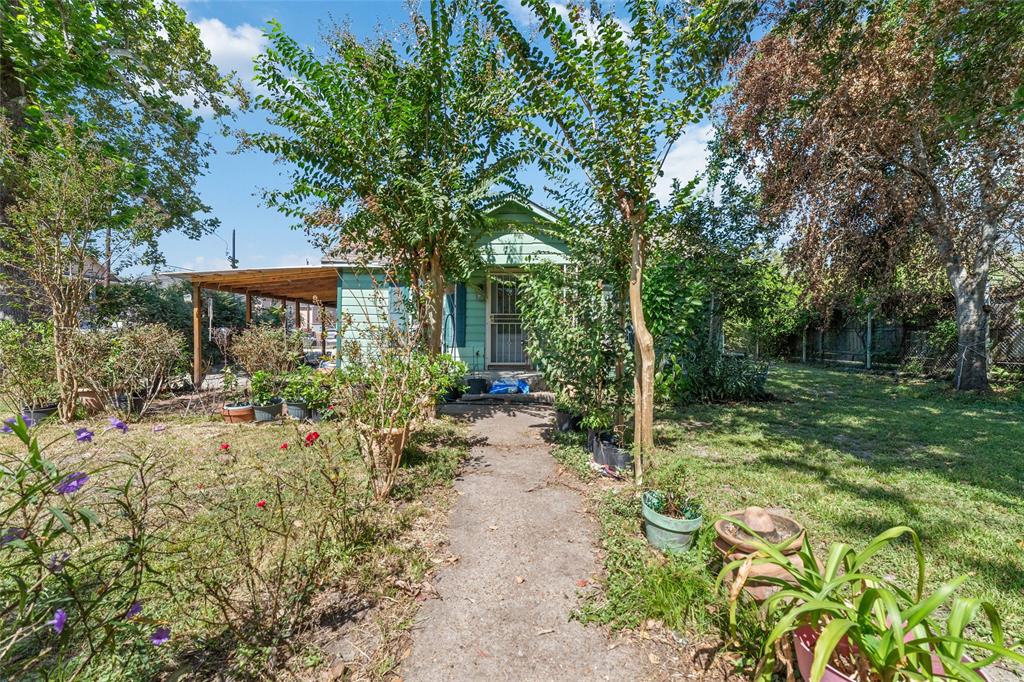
[295,300,302,331]
[801,327,807,363]
[245,292,252,326]
[192,282,202,388]
[865,311,873,370]
[279,299,287,328]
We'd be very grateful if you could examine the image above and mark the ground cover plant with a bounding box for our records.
[0,410,468,679]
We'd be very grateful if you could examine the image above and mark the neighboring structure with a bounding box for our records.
[170,199,569,384]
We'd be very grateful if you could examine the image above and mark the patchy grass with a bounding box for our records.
[550,431,596,481]
[648,363,1024,637]
[14,413,468,680]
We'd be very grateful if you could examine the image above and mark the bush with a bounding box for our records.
[74,323,187,419]
[519,264,630,430]
[656,340,771,406]
[0,321,58,410]
[248,370,280,406]
[230,325,303,376]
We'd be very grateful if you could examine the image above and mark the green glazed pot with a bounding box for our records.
[642,491,702,553]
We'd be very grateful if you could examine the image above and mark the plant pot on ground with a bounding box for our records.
[21,403,59,423]
[594,433,633,470]
[465,376,487,395]
[249,370,283,422]
[282,367,319,421]
[641,491,702,553]
[220,402,255,423]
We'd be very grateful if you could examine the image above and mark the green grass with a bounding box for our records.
[648,363,1024,637]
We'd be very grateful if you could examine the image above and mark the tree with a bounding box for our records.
[481,0,756,482]
[0,0,232,236]
[248,0,527,354]
[0,119,166,420]
[725,0,1024,390]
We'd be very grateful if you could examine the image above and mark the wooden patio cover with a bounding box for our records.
[167,265,340,386]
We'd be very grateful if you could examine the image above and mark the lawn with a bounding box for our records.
[648,364,1024,636]
[2,412,467,680]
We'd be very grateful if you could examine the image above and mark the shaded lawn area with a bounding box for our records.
[649,364,1024,636]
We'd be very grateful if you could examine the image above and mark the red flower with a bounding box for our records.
[256,500,267,509]
[280,443,288,450]
[304,432,320,446]
[219,443,230,451]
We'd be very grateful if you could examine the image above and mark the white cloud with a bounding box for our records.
[274,252,321,268]
[507,0,630,42]
[654,123,714,203]
[181,254,233,272]
[194,18,265,85]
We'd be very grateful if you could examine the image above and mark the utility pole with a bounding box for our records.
[865,311,873,370]
[230,229,238,269]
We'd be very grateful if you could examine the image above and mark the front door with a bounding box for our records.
[488,273,528,366]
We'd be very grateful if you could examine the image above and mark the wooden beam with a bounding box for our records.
[295,300,302,330]
[192,282,202,388]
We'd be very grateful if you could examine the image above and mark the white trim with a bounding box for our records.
[485,271,530,368]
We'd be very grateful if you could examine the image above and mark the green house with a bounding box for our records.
[328,199,568,371]
[176,200,568,383]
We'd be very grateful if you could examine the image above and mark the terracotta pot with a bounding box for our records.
[793,625,990,682]
[220,403,255,423]
[76,389,104,416]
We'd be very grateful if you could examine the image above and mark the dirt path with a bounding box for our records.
[401,404,655,681]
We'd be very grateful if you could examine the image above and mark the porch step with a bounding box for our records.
[457,391,554,405]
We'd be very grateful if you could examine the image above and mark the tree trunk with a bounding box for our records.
[426,248,445,356]
[628,230,655,486]
[950,274,990,391]
[51,311,78,422]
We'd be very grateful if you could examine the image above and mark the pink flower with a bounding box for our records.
[256,499,267,509]
[304,432,320,447]
[219,443,230,451]
[280,443,288,450]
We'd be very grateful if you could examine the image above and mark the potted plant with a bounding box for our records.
[249,370,283,422]
[594,432,633,470]
[306,374,331,422]
[553,394,583,432]
[641,490,702,553]
[718,524,1024,682]
[0,321,59,422]
[282,367,314,421]
[220,366,254,423]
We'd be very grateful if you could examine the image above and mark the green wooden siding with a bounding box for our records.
[337,270,391,355]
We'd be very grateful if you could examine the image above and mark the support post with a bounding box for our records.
[279,299,286,328]
[801,327,807,363]
[192,282,202,388]
[245,292,252,326]
[865,311,873,370]
[295,300,302,331]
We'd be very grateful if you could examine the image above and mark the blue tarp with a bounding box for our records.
[488,378,530,395]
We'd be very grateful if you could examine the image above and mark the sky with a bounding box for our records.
[159,0,712,275]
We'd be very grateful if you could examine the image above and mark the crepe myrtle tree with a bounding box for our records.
[248,0,528,355]
[481,0,758,482]
[0,119,168,421]
[725,0,1024,391]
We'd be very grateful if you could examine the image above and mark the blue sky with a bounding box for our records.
[161,0,712,275]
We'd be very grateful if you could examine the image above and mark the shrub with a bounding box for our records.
[74,323,187,419]
[0,417,175,679]
[656,339,771,406]
[248,370,280,406]
[332,331,463,500]
[0,321,58,411]
[519,264,630,430]
[230,325,303,376]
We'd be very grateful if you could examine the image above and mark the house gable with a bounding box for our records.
[476,199,569,267]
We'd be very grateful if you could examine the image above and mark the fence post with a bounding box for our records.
[865,311,873,370]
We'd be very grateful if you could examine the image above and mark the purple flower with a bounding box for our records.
[152,424,166,433]
[1,419,13,434]
[74,428,94,443]
[55,472,89,495]
[48,551,70,573]
[49,608,66,634]
[125,601,142,619]
[20,415,36,428]
[151,626,170,646]
[108,416,128,433]
[0,527,27,546]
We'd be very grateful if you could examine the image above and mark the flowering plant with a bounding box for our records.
[0,417,172,677]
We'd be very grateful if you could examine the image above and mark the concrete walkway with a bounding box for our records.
[402,404,653,681]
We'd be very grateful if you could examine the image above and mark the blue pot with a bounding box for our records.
[642,491,702,553]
